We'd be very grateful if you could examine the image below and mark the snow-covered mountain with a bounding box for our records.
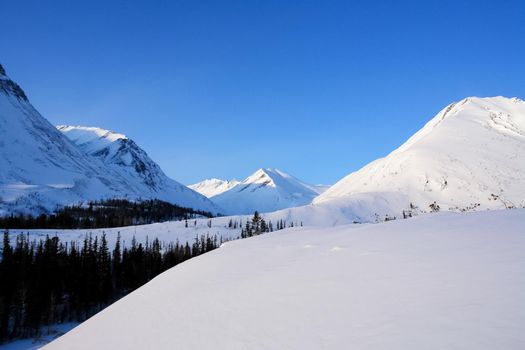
[0,64,219,214]
[210,168,326,215]
[188,178,240,197]
[57,125,220,213]
[311,96,525,220]
[44,209,525,350]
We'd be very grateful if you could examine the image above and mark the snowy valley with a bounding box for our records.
[3,1,525,349]
[1,61,525,350]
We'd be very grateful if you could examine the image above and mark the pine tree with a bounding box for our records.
[260,219,267,234]
[98,234,112,304]
[112,233,122,291]
[0,231,14,340]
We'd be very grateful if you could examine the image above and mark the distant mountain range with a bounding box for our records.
[1,63,524,221]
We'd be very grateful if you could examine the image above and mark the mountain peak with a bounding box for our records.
[0,64,6,76]
[211,168,322,214]
[244,168,278,187]
[245,168,296,185]
[391,96,525,155]
[315,95,525,214]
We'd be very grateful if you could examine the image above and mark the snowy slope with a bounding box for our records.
[45,209,525,350]
[188,178,240,197]
[57,125,221,213]
[314,96,525,218]
[0,64,219,215]
[211,168,324,214]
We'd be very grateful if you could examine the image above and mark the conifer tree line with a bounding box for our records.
[0,199,214,230]
[236,211,303,238]
[0,231,221,343]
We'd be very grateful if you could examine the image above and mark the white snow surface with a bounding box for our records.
[313,96,525,219]
[45,209,525,350]
[0,66,219,215]
[57,125,126,146]
[188,178,241,197]
[211,168,325,215]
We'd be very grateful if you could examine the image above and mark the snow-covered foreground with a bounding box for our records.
[45,209,525,350]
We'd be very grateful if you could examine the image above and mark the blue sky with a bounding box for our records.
[2,0,524,184]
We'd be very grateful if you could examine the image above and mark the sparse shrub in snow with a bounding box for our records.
[429,202,440,212]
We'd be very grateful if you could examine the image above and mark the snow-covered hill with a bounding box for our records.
[44,209,525,350]
[0,64,219,214]
[210,168,325,214]
[57,125,221,213]
[188,178,240,197]
[313,96,525,219]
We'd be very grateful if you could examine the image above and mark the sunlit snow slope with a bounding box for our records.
[189,178,241,197]
[45,209,525,350]
[314,96,525,217]
[211,168,325,214]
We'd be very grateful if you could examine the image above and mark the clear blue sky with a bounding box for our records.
[2,0,524,185]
